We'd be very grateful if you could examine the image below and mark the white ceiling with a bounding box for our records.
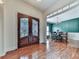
[45,0,76,15]
[23,0,58,12]
[47,1,79,23]
[23,0,76,14]
[22,0,79,23]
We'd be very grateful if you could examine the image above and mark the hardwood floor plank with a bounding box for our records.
[0,41,79,59]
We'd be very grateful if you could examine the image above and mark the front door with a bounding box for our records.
[18,13,39,48]
[29,18,39,44]
[18,13,29,48]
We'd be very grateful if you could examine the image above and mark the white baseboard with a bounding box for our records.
[0,52,6,57]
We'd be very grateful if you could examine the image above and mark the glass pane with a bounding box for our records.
[20,18,28,38]
[32,19,38,36]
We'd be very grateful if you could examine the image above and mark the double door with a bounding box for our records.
[18,13,39,48]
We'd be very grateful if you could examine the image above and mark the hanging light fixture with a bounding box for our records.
[56,16,59,25]
[56,10,61,25]
[37,0,42,2]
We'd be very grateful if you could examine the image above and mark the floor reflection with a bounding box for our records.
[20,56,29,59]
[1,40,79,59]
[32,52,39,59]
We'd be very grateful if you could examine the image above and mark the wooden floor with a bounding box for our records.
[0,40,79,59]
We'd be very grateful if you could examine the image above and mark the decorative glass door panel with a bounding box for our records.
[32,19,39,43]
[20,18,28,38]
[18,13,29,48]
[32,19,38,36]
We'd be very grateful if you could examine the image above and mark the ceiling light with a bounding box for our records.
[63,5,69,11]
[0,0,3,4]
[70,1,79,7]
[37,0,42,2]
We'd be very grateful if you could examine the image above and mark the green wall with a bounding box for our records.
[53,18,79,32]
[47,23,53,33]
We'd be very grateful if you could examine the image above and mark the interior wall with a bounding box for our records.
[3,0,46,55]
[68,33,79,48]
[0,5,4,56]
[53,18,79,32]
[47,23,53,33]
